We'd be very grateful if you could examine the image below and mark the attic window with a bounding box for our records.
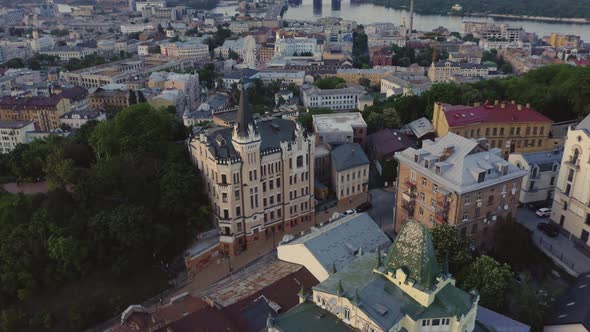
[424,160,430,168]
[435,166,441,175]
[478,172,485,183]
[414,154,419,163]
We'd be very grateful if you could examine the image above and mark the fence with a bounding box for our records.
[536,235,579,276]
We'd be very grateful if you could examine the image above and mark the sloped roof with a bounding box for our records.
[439,102,552,127]
[546,272,590,330]
[284,213,391,274]
[331,143,369,172]
[385,220,441,290]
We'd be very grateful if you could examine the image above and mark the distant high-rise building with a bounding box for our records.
[128,0,136,11]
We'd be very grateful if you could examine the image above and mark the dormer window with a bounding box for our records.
[435,166,441,175]
[424,160,430,168]
[414,154,419,163]
[478,172,485,183]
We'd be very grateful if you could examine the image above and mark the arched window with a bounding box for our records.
[572,148,580,164]
[343,307,350,320]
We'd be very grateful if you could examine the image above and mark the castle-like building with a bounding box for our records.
[188,85,315,255]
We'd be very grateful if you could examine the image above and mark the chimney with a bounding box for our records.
[517,104,523,111]
[511,100,515,104]
[440,144,454,161]
[473,102,481,107]
[525,103,530,108]
[494,100,499,105]
[501,103,506,109]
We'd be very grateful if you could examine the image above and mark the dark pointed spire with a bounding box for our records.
[330,262,337,275]
[353,289,360,306]
[336,280,344,296]
[375,245,382,268]
[236,80,253,137]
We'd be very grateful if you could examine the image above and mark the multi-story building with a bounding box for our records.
[394,133,526,248]
[550,115,590,249]
[215,36,257,68]
[335,68,396,86]
[509,149,563,206]
[0,121,35,154]
[270,220,527,332]
[549,33,581,48]
[88,84,134,110]
[432,101,555,159]
[120,23,156,34]
[160,41,209,60]
[63,56,195,89]
[258,44,275,63]
[54,47,94,60]
[255,71,306,85]
[479,39,532,54]
[0,95,70,131]
[188,86,315,255]
[428,61,496,82]
[463,22,524,42]
[60,110,106,129]
[134,0,166,11]
[370,46,393,66]
[301,85,364,111]
[273,33,323,60]
[331,143,369,202]
[141,5,179,20]
[312,112,367,145]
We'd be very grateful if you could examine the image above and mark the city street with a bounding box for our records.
[517,208,590,276]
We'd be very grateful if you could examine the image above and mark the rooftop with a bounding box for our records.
[312,112,366,133]
[331,143,370,172]
[301,85,364,96]
[367,129,418,158]
[395,133,527,194]
[513,149,563,171]
[0,120,35,129]
[545,272,590,330]
[439,102,553,127]
[281,213,391,274]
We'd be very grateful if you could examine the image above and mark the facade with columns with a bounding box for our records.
[188,86,315,255]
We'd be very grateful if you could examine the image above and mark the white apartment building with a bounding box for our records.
[367,35,407,48]
[428,61,496,82]
[301,85,364,111]
[0,121,35,154]
[215,36,257,68]
[479,39,532,54]
[550,115,590,248]
[39,46,97,61]
[134,0,166,12]
[331,143,370,201]
[273,33,322,60]
[60,110,106,129]
[509,149,563,205]
[188,86,315,255]
[120,23,155,34]
[463,22,524,42]
[160,41,210,60]
[255,71,306,85]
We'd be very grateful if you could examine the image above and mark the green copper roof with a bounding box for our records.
[272,302,356,332]
[385,219,441,290]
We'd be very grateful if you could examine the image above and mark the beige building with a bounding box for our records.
[394,133,526,249]
[550,115,590,249]
[331,143,370,202]
[428,61,495,82]
[432,102,556,159]
[335,68,396,86]
[160,41,210,60]
[188,86,315,255]
[0,95,70,131]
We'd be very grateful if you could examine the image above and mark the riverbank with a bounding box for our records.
[468,12,590,24]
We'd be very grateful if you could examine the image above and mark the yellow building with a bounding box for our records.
[549,33,581,48]
[269,220,529,332]
[433,101,555,159]
[0,95,70,131]
[335,68,396,86]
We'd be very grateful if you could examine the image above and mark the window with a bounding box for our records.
[222,193,228,203]
[478,172,485,183]
[422,177,427,186]
[462,212,469,221]
[477,192,482,201]
[343,307,350,320]
[410,170,416,183]
[419,207,424,216]
[565,184,571,196]
[236,206,241,217]
[465,196,471,205]
[488,195,494,206]
[432,184,438,193]
[563,201,568,211]
[297,156,303,168]
[432,319,441,326]
[235,190,240,199]
[422,320,430,326]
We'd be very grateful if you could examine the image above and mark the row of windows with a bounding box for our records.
[340,184,363,197]
[289,172,309,185]
[422,318,451,326]
[289,187,309,199]
[340,169,367,183]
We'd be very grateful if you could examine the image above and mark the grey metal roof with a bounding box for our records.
[406,117,434,139]
[286,213,391,274]
[546,272,590,330]
[0,120,34,129]
[476,306,530,332]
[518,149,563,172]
[331,143,369,172]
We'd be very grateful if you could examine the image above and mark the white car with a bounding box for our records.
[343,209,356,216]
[536,208,551,217]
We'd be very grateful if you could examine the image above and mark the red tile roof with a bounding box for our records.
[573,59,590,67]
[439,102,552,127]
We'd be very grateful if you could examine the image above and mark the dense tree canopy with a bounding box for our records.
[457,256,513,310]
[368,0,590,19]
[0,104,209,331]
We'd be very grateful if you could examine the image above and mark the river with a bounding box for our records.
[211,0,590,40]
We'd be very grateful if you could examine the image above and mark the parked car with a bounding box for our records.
[356,202,372,212]
[343,209,356,216]
[537,222,559,237]
[536,207,551,217]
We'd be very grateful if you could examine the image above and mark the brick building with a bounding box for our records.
[394,133,526,249]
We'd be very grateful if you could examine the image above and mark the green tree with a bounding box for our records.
[298,108,334,131]
[1,58,25,69]
[430,224,474,273]
[314,77,346,89]
[457,255,512,310]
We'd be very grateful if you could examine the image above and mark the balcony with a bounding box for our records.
[435,214,448,224]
